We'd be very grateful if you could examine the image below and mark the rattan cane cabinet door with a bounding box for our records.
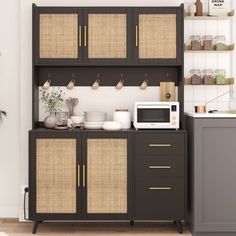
[134,8,181,64]
[36,139,77,214]
[84,8,131,64]
[86,139,128,214]
[35,7,83,64]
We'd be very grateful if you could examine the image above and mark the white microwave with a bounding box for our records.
[133,102,179,129]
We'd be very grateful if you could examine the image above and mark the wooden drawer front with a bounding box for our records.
[135,133,185,156]
[134,177,184,220]
[135,156,184,177]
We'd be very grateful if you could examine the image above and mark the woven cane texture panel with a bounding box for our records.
[36,139,76,213]
[139,14,176,59]
[40,14,78,58]
[88,14,127,59]
[87,139,127,214]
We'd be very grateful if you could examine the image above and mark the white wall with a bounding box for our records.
[0,0,235,219]
[0,0,20,217]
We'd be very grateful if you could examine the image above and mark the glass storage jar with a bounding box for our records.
[202,35,213,50]
[202,69,214,85]
[190,35,202,50]
[215,36,227,51]
[190,69,201,85]
[215,69,226,85]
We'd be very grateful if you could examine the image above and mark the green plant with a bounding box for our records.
[0,110,7,121]
[40,87,65,113]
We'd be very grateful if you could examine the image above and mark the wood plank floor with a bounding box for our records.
[0,219,192,236]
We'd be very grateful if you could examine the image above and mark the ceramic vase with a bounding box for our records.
[44,112,57,128]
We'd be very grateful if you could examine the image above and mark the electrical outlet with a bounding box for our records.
[21,185,28,194]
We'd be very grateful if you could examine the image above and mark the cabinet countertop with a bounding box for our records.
[29,128,186,133]
[185,112,236,118]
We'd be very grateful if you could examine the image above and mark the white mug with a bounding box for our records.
[42,80,51,90]
[67,80,75,90]
[91,79,100,90]
[116,80,124,90]
[140,80,148,90]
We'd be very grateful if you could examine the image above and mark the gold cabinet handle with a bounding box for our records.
[83,165,86,187]
[149,166,171,169]
[135,25,138,47]
[149,187,171,190]
[79,25,82,47]
[77,165,80,187]
[84,26,87,47]
[149,144,171,147]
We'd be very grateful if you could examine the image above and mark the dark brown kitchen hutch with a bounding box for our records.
[29,3,186,234]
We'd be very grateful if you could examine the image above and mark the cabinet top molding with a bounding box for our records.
[33,3,184,9]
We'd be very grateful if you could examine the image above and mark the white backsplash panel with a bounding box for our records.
[39,87,178,121]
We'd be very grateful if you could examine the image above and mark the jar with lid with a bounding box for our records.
[202,35,213,50]
[215,36,227,51]
[215,69,226,85]
[190,69,201,85]
[113,109,131,129]
[202,69,214,85]
[190,35,202,50]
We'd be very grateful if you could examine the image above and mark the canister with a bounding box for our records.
[113,109,131,129]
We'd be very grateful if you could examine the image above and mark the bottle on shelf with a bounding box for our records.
[195,0,203,16]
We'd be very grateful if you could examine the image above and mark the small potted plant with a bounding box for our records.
[0,110,7,122]
[40,87,65,128]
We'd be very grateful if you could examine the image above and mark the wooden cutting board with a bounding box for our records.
[160,82,176,102]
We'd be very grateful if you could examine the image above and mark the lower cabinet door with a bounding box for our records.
[134,176,184,220]
[82,132,132,219]
[29,132,81,220]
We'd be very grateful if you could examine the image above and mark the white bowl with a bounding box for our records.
[84,111,106,122]
[71,116,84,125]
[103,121,122,130]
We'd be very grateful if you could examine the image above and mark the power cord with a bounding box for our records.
[24,187,29,220]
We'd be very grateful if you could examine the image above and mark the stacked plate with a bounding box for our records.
[84,121,104,130]
[103,121,122,131]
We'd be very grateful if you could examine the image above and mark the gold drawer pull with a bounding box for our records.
[149,166,171,169]
[149,144,171,147]
[149,187,171,190]
[83,165,86,187]
[135,25,138,47]
[77,165,80,187]
[84,26,87,47]
[79,25,82,47]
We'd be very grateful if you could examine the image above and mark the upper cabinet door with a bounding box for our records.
[83,8,132,65]
[134,7,183,65]
[33,7,82,65]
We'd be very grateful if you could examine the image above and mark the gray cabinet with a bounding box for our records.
[186,117,236,236]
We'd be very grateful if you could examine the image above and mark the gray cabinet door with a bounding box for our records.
[194,119,236,232]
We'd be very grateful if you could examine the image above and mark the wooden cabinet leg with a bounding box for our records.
[175,220,183,234]
[32,221,41,234]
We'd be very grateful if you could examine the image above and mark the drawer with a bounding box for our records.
[134,177,184,220]
[135,156,184,177]
[135,133,185,156]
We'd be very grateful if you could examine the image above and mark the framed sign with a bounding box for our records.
[208,0,228,16]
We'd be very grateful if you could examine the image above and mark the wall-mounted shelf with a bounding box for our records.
[185,78,234,85]
[184,10,234,20]
[184,44,234,53]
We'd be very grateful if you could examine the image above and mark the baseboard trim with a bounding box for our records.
[0,206,18,218]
